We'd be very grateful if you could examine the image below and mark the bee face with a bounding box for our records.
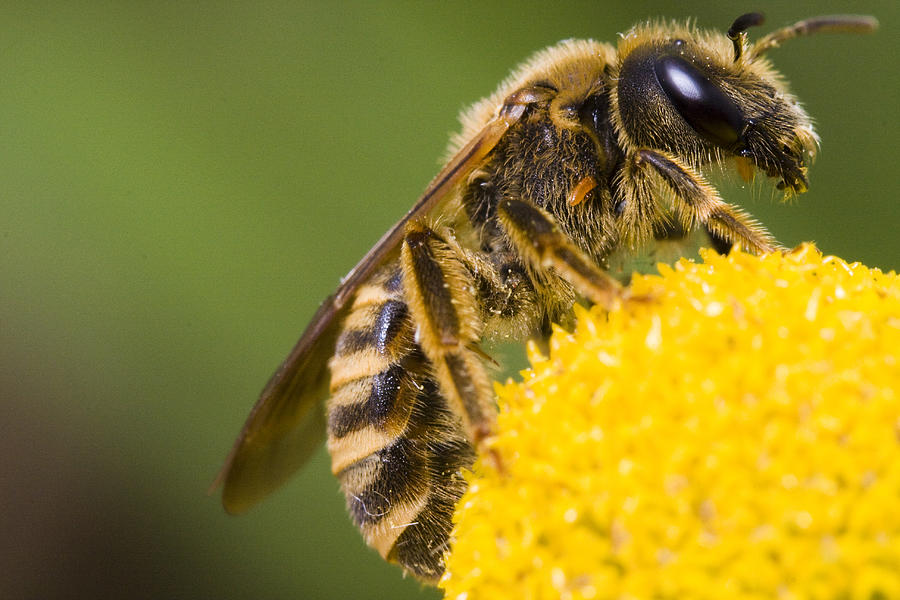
[215,12,877,585]
[613,25,817,194]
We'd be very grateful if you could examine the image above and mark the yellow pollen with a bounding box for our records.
[441,244,900,599]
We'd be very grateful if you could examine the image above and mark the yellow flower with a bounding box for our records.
[441,245,900,600]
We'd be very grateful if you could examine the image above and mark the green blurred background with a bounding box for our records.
[1,1,895,598]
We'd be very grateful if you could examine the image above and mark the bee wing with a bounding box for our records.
[214,297,339,515]
[214,102,528,515]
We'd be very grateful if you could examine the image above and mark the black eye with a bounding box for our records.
[654,54,745,148]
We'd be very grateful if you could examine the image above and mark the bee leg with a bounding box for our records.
[496,197,625,311]
[442,237,544,340]
[632,148,782,254]
[703,227,740,255]
[400,223,497,446]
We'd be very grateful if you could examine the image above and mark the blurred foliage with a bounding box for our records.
[0,2,895,598]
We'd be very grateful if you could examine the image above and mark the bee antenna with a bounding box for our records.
[751,15,879,59]
[727,12,766,63]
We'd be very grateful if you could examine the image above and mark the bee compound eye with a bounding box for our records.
[654,54,746,149]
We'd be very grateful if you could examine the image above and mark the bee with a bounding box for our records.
[214,13,877,582]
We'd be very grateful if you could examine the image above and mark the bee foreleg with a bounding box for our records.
[633,148,781,254]
[400,223,497,445]
[496,197,624,311]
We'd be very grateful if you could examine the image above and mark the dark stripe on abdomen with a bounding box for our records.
[334,300,408,356]
[343,435,427,527]
[328,363,414,438]
[373,300,408,353]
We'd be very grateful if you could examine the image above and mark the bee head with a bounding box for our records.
[611,13,876,195]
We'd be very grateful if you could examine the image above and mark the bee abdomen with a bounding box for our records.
[386,428,473,580]
[327,272,420,472]
[327,266,475,581]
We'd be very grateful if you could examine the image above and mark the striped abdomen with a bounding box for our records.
[326,264,475,581]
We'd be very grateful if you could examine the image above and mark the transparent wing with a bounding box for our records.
[212,102,528,514]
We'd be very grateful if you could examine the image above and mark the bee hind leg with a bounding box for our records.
[400,223,498,446]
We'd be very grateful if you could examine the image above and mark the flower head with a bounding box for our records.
[442,245,900,599]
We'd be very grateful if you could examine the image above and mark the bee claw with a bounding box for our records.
[477,441,506,476]
[621,289,659,307]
